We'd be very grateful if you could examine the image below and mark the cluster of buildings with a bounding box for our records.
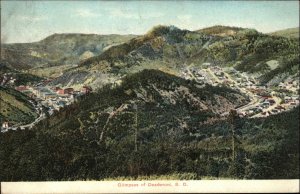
[179,64,299,118]
[278,79,299,93]
[14,84,93,115]
[0,73,16,86]
[1,72,94,131]
[180,66,212,85]
[226,71,299,118]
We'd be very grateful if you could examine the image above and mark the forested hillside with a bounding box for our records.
[0,70,298,181]
[50,25,299,89]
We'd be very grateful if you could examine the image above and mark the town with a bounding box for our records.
[179,63,299,118]
[1,63,299,132]
[1,74,93,132]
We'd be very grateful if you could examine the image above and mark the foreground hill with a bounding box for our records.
[1,33,137,75]
[48,69,249,134]
[0,86,38,125]
[52,25,299,89]
[0,69,298,180]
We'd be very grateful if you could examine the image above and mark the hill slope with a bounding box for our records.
[0,69,298,180]
[0,86,37,125]
[1,33,137,71]
[49,69,249,134]
[52,25,299,89]
[268,27,299,38]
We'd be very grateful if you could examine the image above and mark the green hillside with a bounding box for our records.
[0,69,298,181]
[0,25,299,181]
[0,86,37,125]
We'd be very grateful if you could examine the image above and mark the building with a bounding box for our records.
[57,88,74,95]
[284,96,292,103]
[43,93,56,99]
[275,106,285,111]
[56,89,65,95]
[52,87,62,92]
[81,86,92,94]
[15,85,28,91]
[43,79,53,85]
[2,121,9,129]
[64,88,74,94]
[268,99,276,105]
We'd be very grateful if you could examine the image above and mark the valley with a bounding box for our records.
[0,25,299,181]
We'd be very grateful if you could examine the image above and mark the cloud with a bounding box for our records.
[17,15,47,21]
[74,9,101,18]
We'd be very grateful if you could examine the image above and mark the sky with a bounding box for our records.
[1,1,299,43]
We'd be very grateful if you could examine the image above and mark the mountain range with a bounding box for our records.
[1,34,136,78]
[49,25,299,90]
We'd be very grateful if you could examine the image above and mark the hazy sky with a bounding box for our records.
[1,1,299,43]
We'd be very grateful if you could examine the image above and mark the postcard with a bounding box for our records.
[0,1,299,193]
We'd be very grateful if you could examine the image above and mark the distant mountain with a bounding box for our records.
[1,33,137,70]
[53,25,299,89]
[268,27,299,38]
[0,86,38,125]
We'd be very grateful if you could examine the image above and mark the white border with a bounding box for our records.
[1,180,300,193]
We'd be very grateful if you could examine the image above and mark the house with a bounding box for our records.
[43,79,53,84]
[82,86,92,94]
[262,101,270,108]
[271,109,279,114]
[52,87,62,91]
[56,89,65,95]
[15,85,28,91]
[290,102,297,106]
[268,99,276,105]
[270,91,277,96]
[43,93,56,99]
[56,88,73,95]
[64,88,74,94]
[2,121,9,129]
[215,72,224,76]
[284,96,292,103]
[275,106,285,111]
[278,82,286,88]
